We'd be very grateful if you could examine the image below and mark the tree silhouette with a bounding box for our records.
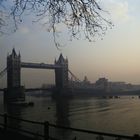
[0,0,113,46]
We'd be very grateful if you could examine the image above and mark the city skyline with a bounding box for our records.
[1,0,140,88]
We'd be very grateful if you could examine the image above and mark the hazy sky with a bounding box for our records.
[1,0,140,88]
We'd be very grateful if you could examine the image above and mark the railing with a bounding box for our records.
[0,113,140,140]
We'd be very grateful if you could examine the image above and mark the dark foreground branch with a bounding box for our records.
[0,0,113,46]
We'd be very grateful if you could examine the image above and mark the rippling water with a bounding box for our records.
[0,92,140,139]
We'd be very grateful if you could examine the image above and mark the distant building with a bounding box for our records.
[107,82,138,92]
[82,76,90,85]
[95,77,108,90]
[69,75,94,89]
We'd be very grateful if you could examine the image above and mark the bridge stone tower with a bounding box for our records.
[7,48,21,88]
[55,54,69,89]
[4,49,25,102]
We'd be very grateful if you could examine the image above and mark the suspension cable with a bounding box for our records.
[0,67,7,78]
[68,69,81,82]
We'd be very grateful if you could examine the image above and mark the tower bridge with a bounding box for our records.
[0,49,84,102]
[0,49,71,102]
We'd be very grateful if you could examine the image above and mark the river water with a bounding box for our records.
[0,92,140,139]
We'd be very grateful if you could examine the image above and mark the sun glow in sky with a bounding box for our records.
[1,0,140,88]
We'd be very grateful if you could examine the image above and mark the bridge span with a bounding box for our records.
[0,48,82,102]
[21,62,61,69]
[0,88,53,92]
[0,49,69,102]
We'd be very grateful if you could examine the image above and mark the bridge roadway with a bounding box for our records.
[0,88,52,92]
[21,62,62,69]
[25,87,53,92]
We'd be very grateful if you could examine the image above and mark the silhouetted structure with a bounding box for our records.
[55,54,68,89]
[7,48,21,88]
[4,49,69,102]
[4,49,25,102]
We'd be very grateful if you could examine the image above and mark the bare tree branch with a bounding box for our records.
[0,0,113,45]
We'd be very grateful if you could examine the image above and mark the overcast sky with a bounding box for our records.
[1,0,140,88]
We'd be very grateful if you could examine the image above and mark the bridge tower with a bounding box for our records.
[4,49,25,102]
[55,54,69,89]
[7,48,21,88]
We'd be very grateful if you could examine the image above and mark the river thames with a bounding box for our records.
[0,92,140,139]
